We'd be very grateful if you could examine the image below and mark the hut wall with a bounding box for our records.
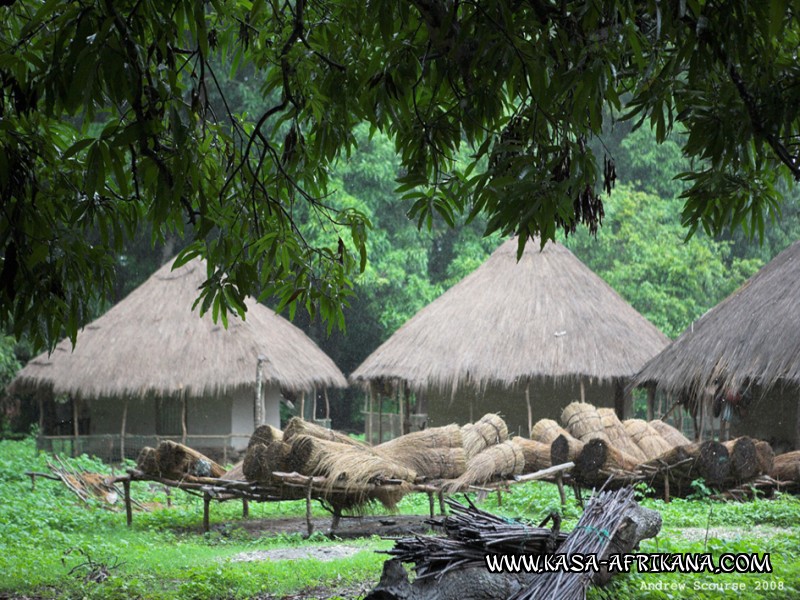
[730,384,799,453]
[187,394,232,435]
[425,379,625,435]
[229,384,281,450]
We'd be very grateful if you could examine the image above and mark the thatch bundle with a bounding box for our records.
[561,402,611,443]
[222,460,244,481]
[248,424,284,448]
[242,441,292,482]
[530,419,579,446]
[283,417,366,447]
[446,441,524,491]
[770,450,800,484]
[511,437,551,473]
[461,414,508,459]
[649,419,691,447]
[550,433,586,465]
[136,446,160,476]
[721,437,761,481]
[596,408,647,463]
[574,438,639,486]
[154,440,226,478]
[754,440,775,477]
[622,419,673,460]
[375,425,465,480]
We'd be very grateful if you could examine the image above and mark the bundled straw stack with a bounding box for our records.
[375,424,466,480]
[622,419,673,460]
[283,417,367,447]
[597,408,647,463]
[561,402,611,444]
[511,437,551,473]
[530,419,585,462]
[649,420,691,447]
[248,424,284,447]
[445,440,524,492]
[461,414,508,460]
[146,440,226,478]
[243,441,292,482]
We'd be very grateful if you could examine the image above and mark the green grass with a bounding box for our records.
[2,437,800,599]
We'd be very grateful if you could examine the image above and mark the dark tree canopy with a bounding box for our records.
[1,0,798,349]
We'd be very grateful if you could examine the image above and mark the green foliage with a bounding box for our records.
[2,1,799,350]
[566,184,762,337]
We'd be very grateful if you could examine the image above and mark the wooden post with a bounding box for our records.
[428,492,435,518]
[525,382,533,438]
[123,479,132,527]
[312,386,318,421]
[646,387,655,421]
[614,379,625,420]
[305,479,314,537]
[180,389,188,446]
[398,383,405,437]
[324,388,330,420]
[437,490,446,515]
[203,492,211,532]
[378,393,384,444]
[663,473,671,503]
[580,378,586,403]
[367,387,374,445]
[254,355,266,427]
[120,398,128,462]
[556,472,566,508]
[242,499,249,518]
[795,391,800,450]
[299,392,305,422]
[72,398,79,457]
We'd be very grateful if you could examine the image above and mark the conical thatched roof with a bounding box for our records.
[632,240,800,396]
[350,238,669,393]
[10,258,347,399]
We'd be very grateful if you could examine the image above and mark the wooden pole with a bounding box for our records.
[120,398,128,462]
[123,479,132,527]
[614,379,625,420]
[378,392,384,443]
[525,382,533,438]
[312,386,318,422]
[398,383,405,437]
[203,492,211,532]
[305,479,314,537]
[366,387,374,444]
[254,355,266,427]
[72,399,79,457]
[299,392,305,422]
[795,390,800,450]
[324,388,330,420]
[556,472,566,508]
[646,387,655,421]
[580,378,585,403]
[180,389,187,446]
[242,499,249,518]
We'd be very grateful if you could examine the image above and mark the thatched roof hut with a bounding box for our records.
[10,258,346,460]
[631,240,800,397]
[630,241,800,448]
[11,258,347,398]
[350,238,668,436]
[352,238,668,393]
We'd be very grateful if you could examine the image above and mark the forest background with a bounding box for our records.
[2,65,799,432]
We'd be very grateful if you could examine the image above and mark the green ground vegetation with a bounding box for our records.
[2,439,799,600]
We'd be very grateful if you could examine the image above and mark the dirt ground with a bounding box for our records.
[216,513,435,539]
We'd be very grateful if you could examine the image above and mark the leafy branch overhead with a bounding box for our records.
[0,0,798,349]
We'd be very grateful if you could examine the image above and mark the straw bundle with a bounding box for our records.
[136,446,159,476]
[561,402,610,443]
[221,460,244,481]
[622,419,673,460]
[446,441,524,492]
[721,437,759,481]
[511,437,551,473]
[283,417,366,448]
[649,419,691,447]
[754,441,775,477]
[155,440,226,478]
[461,414,508,460]
[248,424,283,448]
[530,419,573,445]
[242,441,292,482]
[770,450,800,483]
[550,433,586,465]
[375,426,466,480]
[596,408,647,463]
[574,438,638,486]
